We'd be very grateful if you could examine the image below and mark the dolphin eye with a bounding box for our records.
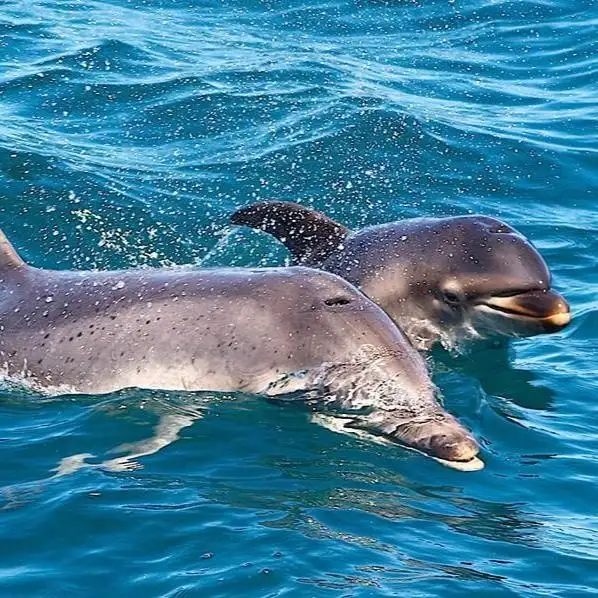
[442,290,461,304]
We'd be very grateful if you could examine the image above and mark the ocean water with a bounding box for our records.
[1,0,597,595]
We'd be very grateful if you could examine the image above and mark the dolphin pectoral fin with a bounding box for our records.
[100,412,200,472]
[0,229,26,270]
[51,453,96,477]
[52,411,202,476]
[230,201,349,265]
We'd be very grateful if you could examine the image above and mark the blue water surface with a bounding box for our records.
[1,0,597,595]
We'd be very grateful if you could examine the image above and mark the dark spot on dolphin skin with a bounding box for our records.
[120,352,125,357]
[44,333,50,339]
[68,337,74,342]
[146,320,151,325]
[110,315,117,320]
[37,359,43,364]
[89,324,94,329]
[77,332,82,338]
[324,296,352,306]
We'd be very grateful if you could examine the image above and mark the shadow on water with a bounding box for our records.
[207,461,541,548]
[430,340,557,413]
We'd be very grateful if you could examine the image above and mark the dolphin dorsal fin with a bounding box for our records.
[230,201,349,265]
[0,229,25,270]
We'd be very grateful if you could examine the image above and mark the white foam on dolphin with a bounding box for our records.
[0,362,76,397]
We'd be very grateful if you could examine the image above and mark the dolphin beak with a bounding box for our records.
[311,413,485,471]
[481,289,571,331]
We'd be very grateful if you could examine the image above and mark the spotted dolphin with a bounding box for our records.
[0,228,481,470]
[231,201,571,350]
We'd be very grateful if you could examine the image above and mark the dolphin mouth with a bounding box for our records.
[477,289,571,331]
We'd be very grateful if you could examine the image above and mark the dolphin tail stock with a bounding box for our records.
[0,228,26,270]
[230,200,349,266]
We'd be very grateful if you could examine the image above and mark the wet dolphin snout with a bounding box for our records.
[355,410,480,463]
[480,288,571,332]
[395,416,479,462]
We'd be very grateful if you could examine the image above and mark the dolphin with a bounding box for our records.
[230,201,571,350]
[0,228,482,470]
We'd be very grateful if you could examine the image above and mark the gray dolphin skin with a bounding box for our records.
[0,228,482,470]
[230,201,571,350]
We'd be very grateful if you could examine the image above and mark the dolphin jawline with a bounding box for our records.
[476,289,571,330]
